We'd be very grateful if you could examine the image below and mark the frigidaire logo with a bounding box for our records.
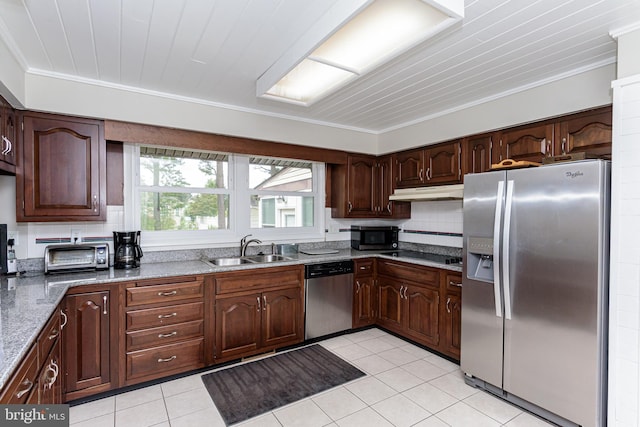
[566,171,584,178]
[1,405,68,426]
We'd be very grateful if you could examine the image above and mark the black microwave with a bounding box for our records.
[351,226,399,250]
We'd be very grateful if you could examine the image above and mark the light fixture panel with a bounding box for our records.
[258,0,463,106]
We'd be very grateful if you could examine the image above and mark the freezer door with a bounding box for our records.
[502,161,609,427]
[461,170,506,389]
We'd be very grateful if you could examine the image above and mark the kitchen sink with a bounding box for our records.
[244,254,293,263]
[207,254,294,266]
[209,257,257,266]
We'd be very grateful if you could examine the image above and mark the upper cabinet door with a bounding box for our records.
[464,133,499,176]
[555,107,612,156]
[394,148,424,188]
[425,141,461,184]
[19,113,106,221]
[346,155,377,217]
[500,123,554,163]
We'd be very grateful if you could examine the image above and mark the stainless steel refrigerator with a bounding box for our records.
[461,159,610,427]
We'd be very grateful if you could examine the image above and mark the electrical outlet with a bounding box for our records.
[71,229,82,244]
[7,230,18,246]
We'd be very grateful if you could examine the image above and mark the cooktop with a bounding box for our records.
[381,250,463,265]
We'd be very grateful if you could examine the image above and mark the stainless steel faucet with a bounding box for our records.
[240,234,262,256]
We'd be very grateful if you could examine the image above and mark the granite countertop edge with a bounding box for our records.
[0,250,462,390]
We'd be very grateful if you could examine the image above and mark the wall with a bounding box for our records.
[608,27,640,427]
[22,73,379,155]
[378,64,615,154]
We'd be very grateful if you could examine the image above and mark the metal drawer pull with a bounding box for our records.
[158,331,177,338]
[48,328,59,340]
[158,290,178,296]
[356,281,361,293]
[158,355,177,363]
[103,295,108,315]
[446,297,451,313]
[257,297,261,312]
[449,281,462,287]
[359,266,367,270]
[263,296,267,311]
[15,379,33,398]
[60,310,68,329]
[158,312,177,319]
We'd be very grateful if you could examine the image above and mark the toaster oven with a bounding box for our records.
[44,243,110,273]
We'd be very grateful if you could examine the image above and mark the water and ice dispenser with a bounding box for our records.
[466,237,494,282]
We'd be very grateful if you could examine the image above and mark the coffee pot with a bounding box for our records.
[113,231,143,269]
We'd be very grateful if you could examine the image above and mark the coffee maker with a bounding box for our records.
[113,231,143,269]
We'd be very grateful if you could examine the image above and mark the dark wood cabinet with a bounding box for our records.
[395,140,461,188]
[0,96,17,173]
[499,123,554,163]
[214,265,304,363]
[464,133,499,176]
[18,112,106,221]
[63,291,112,401]
[440,273,462,359]
[555,107,612,156]
[376,259,441,349]
[353,259,376,328]
[331,154,409,218]
[123,276,206,385]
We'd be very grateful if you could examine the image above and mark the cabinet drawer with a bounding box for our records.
[354,259,374,277]
[38,311,61,363]
[126,280,204,307]
[0,345,38,404]
[445,273,463,291]
[126,302,204,331]
[378,260,439,287]
[126,338,204,381]
[215,266,303,295]
[126,320,204,351]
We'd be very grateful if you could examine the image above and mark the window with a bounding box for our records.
[131,146,324,248]
[248,157,315,229]
[138,147,230,231]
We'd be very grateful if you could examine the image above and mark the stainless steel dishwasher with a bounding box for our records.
[304,260,354,340]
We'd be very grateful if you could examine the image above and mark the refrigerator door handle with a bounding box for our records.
[503,180,514,320]
[493,181,505,318]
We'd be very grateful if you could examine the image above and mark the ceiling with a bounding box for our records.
[0,0,638,133]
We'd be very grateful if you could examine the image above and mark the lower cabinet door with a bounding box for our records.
[353,276,376,328]
[126,338,204,382]
[63,291,110,394]
[377,277,403,332]
[215,294,261,360]
[262,287,303,349]
[404,284,440,347]
[442,289,462,359]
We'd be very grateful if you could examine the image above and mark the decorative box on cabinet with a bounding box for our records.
[123,275,206,385]
[18,112,106,221]
[214,265,304,362]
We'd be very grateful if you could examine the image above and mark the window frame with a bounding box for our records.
[125,145,325,250]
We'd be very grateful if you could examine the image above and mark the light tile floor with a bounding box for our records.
[69,328,555,427]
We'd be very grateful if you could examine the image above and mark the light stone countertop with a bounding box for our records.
[0,249,462,391]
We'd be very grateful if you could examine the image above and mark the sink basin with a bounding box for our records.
[207,254,294,266]
[244,254,293,263]
[209,257,257,266]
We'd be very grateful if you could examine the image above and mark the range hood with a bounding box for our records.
[389,184,464,201]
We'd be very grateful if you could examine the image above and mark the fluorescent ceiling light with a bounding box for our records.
[258,0,463,106]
